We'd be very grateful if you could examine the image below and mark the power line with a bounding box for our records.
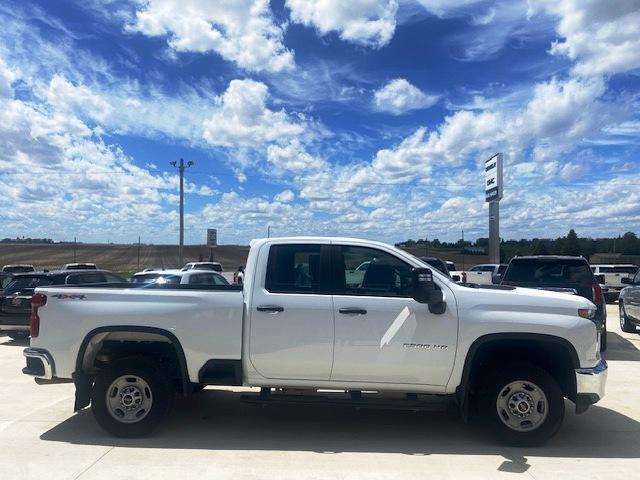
[1,169,639,188]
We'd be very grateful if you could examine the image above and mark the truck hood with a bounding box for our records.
[457,283,594,316]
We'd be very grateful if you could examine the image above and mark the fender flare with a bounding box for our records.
[73,326,190,411]
[455,332,580,420]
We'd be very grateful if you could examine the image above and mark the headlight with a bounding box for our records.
[578,308,596,320]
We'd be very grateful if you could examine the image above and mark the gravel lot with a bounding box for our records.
[1,304,639,480]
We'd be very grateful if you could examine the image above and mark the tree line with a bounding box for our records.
[397,230,640,258]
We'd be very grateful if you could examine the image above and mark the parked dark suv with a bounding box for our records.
[501,256,607,351]
[0,269,126,340]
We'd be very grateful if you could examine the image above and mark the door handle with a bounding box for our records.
[256,305,284,313]
[339,307,367,315]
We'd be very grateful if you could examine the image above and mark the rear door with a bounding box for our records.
[249,242,335,380]
[330,244,458,386]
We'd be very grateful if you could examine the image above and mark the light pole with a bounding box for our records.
[170,158,193,266]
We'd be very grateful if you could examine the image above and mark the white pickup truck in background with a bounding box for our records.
[450,264,508,284]
[591,264,639,303]
[23,237,606,446]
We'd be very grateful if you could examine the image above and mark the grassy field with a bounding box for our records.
[0,242,487,275]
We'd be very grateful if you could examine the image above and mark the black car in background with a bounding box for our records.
[0,269,126,340]
[619,269,640,333]
[501,256,607,351]
[419,256,452,278]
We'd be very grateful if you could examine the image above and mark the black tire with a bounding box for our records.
[91,357,173,437]
[7,331,29,340]
[478,364,564,447]
[620,303,636,333]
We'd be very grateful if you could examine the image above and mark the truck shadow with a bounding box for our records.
[41,391,640,462]
[605,331,640,361]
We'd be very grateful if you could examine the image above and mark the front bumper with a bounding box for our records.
[23,348,54,380]
[575,359,608,414]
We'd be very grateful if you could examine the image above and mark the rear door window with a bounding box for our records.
[265,244,324,294]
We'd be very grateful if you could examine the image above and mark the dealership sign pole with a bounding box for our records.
[207,228,217,262]
[485,153,503,264]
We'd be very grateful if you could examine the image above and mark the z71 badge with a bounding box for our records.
[51,294,86,300]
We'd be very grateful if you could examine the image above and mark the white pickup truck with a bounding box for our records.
[450,264,508,284]
[23,237,607,446]
[591,264,639,303]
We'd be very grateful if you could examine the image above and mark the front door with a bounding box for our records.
[249,243,334,380]
[330,245,458,386]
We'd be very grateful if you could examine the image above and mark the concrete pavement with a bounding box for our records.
[1,303,639,479]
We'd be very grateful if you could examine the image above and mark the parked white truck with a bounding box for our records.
[450,264,508,284]
[23,237,607,446]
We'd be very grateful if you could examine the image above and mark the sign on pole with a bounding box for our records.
[485,153,503,202]
[206,228,217,247]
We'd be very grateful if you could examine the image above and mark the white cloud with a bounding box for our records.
[0,57,17,98]
[373,78,438,114]
[274,189,295,203]
[286,0,398,48]
[0,55,219,244]
[370,75,615,178]
[414,0,484,17]
[202,79,306,148]
[267,139,326,171]
[44,74,113,122]
[127,0,294,72]
[530,0,640,76]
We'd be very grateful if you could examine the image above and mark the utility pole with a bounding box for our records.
[73,236,77,262]
[170,158,193,266]
[267,225,271,238]
[461,230,465,270]
[137,236,141,270]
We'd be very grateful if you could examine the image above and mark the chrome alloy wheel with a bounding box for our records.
[496,380,548,432]
[106,375,153,424]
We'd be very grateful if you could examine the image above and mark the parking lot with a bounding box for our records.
[0,303,637,480]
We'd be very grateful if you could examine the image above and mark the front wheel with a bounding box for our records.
[479,364,564,447]
[91,358,173,437]
[620,303,636,333]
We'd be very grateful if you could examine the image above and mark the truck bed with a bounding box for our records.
[31,285,244,383]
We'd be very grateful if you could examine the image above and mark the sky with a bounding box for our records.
[0,0,638,245]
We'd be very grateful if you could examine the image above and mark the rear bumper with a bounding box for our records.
[23,348,54,380]
[575,359,607,414]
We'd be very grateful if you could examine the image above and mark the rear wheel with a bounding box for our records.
[620,303,636,333]
[91,358,173,437]
[479,364,564,447]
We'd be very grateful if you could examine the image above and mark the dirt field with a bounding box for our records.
[0,242,487,275]
[0,243,250,274]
